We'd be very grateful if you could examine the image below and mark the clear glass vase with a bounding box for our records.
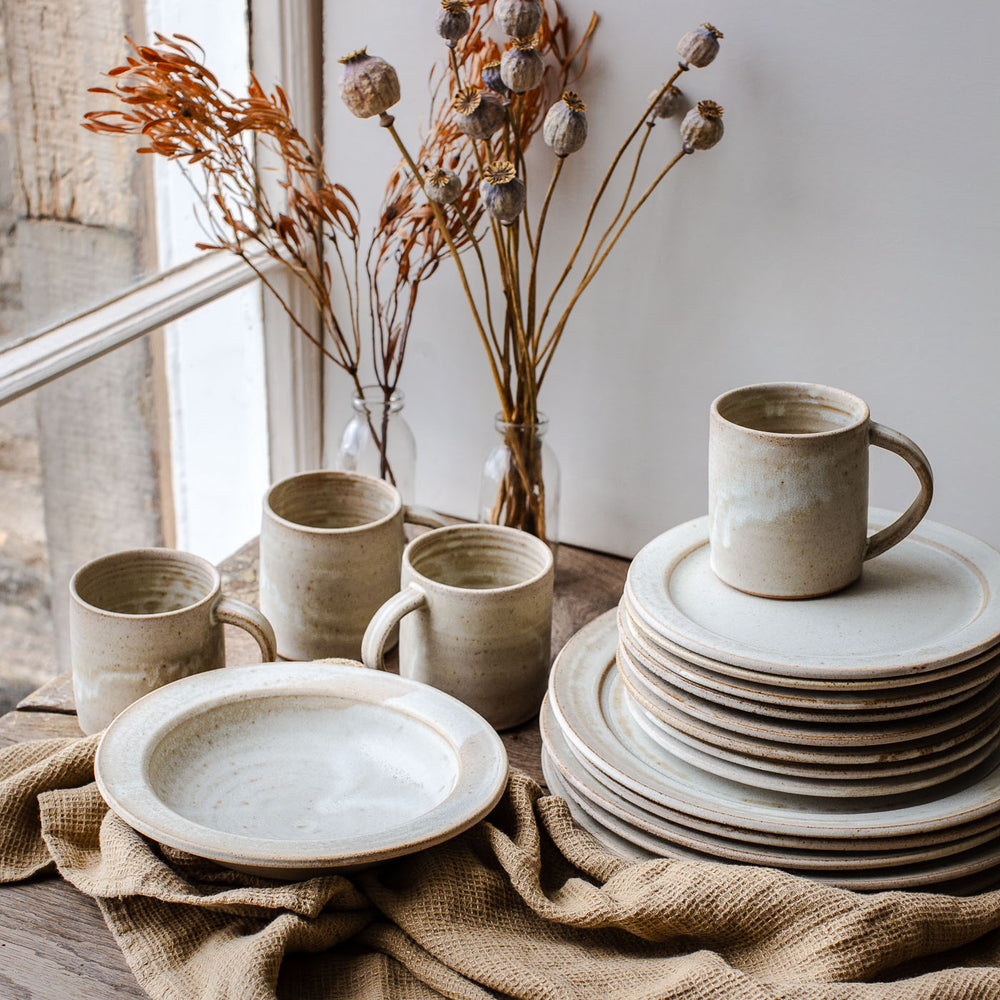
[479,412,560,553]
[334,386,416,503]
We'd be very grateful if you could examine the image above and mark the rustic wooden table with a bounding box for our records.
[0,538,629,999]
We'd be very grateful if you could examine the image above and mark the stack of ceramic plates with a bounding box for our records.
[541,511,1000,891]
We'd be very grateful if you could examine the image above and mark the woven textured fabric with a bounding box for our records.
[4,735,1000,1000]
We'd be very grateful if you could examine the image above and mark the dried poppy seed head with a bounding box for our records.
[437,0,472,48]
[648,84,685,121]
[543,91,588,157]
[482,161,517,186]
[425,166,463,204]
[480,160,525,225]
[680,100,724,152]
[676,23,723,69]
[338,49,400,119]
[494,0,543,39]
[482,60,509,98]
[453,86,507,139]
[500,39,544,93]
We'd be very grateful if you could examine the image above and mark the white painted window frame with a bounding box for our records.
[0,0,325,482]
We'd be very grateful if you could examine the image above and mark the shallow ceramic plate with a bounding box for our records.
[626,512,1000,678]
[616,646,1000,766]
[541,749,1000,890]
[623,695,1000,799]
[617,604,1000,719]
[620,595,1000,694]
[616,641,1000,749]
[96,661,508,877]
[548,612,1000,838]
[541,699,1000,853]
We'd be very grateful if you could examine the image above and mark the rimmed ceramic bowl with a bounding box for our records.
[96,660,509,877]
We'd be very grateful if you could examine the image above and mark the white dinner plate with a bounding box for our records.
[540,699,1000,853]
[541,748,1000,890]
[625,512,1000,678]
[620,596,1000,694]
[617,604,1000,720]
[615,641,1000,750]
[547,611,1000,839]
[623,695,1000,799]
[96,661,508,877]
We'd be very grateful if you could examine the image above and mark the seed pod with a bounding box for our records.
[500,38,544,94]
[494,0,543,39]
[338,49,401,119]
[676,23,723,69]
[481,60,509,98]
[425,167,463,205]
[543,92,588,157]
[436,0,471,48]
[480,160,525,225]
[648,84,685,121]
[453,87,507,140]
[680,100,724,152]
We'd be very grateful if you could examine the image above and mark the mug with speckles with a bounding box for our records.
[708,382,934,599]
[70,548,277,734]
[362,523,554,730]
[260,470,447,660]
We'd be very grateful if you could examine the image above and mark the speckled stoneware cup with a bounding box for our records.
[70,548,277,735]
[260,471,446,660]
[362,523,554,730]
[709,382,933,599]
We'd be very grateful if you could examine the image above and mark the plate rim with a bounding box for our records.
[626,511,1000,677]
[95,661,509,873]
[547,611,1000,838]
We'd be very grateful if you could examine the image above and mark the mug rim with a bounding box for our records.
[263,469,403,534]
[70,548,221,620]
[403,523,554,594]
[711,381,870,439]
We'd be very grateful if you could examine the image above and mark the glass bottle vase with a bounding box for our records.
[334,386,416,503]
[478,413,560,552]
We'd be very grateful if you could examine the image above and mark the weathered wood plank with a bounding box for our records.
[0,708,83,747]
[0,880,146,1000]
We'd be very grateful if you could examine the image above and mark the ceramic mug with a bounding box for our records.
[259,470,446,660]
[361,523,554,730]
[70,548,277,734]
[708,382,933,599]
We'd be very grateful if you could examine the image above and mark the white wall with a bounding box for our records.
[324,0,1000,557]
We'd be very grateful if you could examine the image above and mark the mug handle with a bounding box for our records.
[403,505,448,529]
[362,584,427,670]
[214,596,278,662]
[864,422,934,562]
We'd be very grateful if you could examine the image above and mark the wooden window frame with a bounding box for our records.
[0,0,325,483]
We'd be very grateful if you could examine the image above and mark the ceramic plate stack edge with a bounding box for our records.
[541,592,1000,892]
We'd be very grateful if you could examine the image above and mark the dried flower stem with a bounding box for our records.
[382,118,507,403]
[539,147,688,383]
[536,69,686,340]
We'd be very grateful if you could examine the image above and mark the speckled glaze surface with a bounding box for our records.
[708,382,933,598]
[259,471,445,660]
[94,659,509,877]
[625,511,1000,678]
[545,612,1000,847]
[70,548,277,735]
[363,524,554,730]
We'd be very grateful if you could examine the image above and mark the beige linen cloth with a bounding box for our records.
[4,735,1000,999]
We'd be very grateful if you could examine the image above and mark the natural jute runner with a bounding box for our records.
[4,735,1000,999]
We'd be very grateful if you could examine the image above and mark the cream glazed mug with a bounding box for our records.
[70,548,277,734]
[708,382,934,599]
[362,523,554,730]
[260,470,446,660]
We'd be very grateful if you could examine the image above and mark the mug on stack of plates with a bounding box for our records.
[540,384,1000,892]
